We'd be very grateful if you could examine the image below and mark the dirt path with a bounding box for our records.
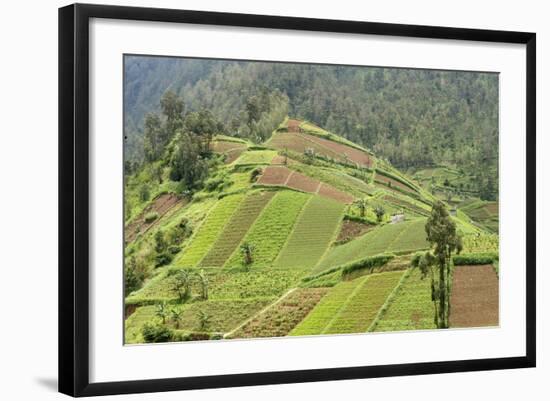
[450,264,499,327]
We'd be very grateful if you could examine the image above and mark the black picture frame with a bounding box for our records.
[59,3,536,397]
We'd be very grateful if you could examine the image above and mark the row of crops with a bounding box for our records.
[200,191,275,267]
[291,271,404,335]
[174,194,245,267]
[315,219,429,274]
[274,196,345,270]
[224,191,310,268]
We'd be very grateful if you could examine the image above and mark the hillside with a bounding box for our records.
[124,118,499,343]
[124,56,498,199]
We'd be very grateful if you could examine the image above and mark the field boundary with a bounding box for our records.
[224,288,297,338]
[367,268,410,332]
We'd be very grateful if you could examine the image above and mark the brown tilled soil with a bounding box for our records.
[450,264,499,328]
[287,171,321,193]
[224,148,245,164]
[125,193,186,243]
[336,220,373,242]
[267,133,342,161]
[375,176,415,194]
[256,166,353,204]
[485,202,499,215]
[287,119,301,133]
[210,140,246,153]
[270,155,286,165]
[256,166,292,185]
[303,133,372,167]
[318,183,354,204]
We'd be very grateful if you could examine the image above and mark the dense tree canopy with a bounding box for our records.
[124,56,498,196]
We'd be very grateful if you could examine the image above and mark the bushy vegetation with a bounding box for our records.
[341,254,395,278]
[453,253,498,265]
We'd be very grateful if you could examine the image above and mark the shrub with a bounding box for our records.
[144,212,159,224]
[249,167,262,182]
[155,252,173,267]
[341,254,395,277]
[453,252,498,265]
[168,245,181,255]
[141,323,173,343]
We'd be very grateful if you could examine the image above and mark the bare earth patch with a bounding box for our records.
[450,264,499,328]
[287,171,321,193]
[375,175,415,193]
[211,140,246,153]
[287,119,301,133]
[304,133,372,167]
[256,166,292,185]
[318,183,355,204]
[125,193,186,243]
[256,167,354,204]
[224,148,245,164]
[336,220,373,242]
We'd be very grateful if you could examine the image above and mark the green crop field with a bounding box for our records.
[274,196,345,270]
[371,268,436,332]
[199,191,274,267]
[316,219,429,273]
[224,190,310,268]
[126,266,306,306]
[291,271,403,335]
[234,150,278,165]
[125,299,272,344]
[229,288,330,338]
[174,194,245,267]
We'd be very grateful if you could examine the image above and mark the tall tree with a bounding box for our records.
[168,132,209,189]
[415,201,462,328]
[160,90,184,135]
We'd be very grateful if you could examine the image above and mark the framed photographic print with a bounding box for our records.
[58,3,536,397]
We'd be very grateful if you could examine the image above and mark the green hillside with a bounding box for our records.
[124,115,498,344]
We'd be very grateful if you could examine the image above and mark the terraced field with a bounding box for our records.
[266,132,342,161]
[224,191,310,268]
[450,264,499,328]
[125,299,272,344]
[174,194,245,267]
[234,150,278,166]
[372,268,436,332]
[274,196,345,270]
[125,117,499,344]
[200,191,274,267]
[229,288,330,338]
[256,166,292,185]
[291,271,403,335]
[316,219,429,273]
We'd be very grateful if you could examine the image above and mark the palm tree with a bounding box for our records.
[197,310,211,331]
[170,307,183,329]
[172,269,192,302]
[197,269,209,300]
[354,198,368,218]
[155,301,168,324]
